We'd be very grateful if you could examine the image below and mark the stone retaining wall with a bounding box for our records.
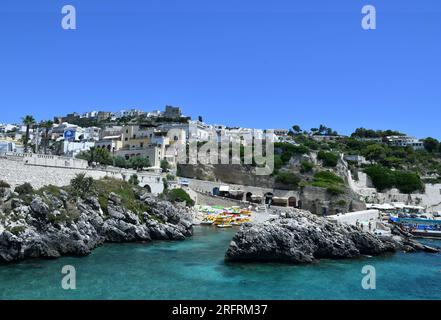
[0,158,164,194]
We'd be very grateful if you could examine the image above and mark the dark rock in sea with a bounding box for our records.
[0,190,194,263]
[225,209,437,264]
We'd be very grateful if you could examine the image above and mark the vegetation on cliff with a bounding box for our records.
[165,188,194,207]
[309,171,345,195]
[363,165,424,193]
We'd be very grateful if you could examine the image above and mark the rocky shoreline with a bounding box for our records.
[1,181,439,265]
[0,185,194,263]
[225,208,439,264]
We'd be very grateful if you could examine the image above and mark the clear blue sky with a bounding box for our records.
[1,0,440,138]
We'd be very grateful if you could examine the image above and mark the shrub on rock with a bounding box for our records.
[15,183,34,195]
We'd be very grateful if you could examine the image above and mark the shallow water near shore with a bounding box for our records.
[1,226,441,300]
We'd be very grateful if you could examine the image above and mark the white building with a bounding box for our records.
[100,125,123,140]
[83,127,101,141]
[146,110,162,118]
[0,141,16,153]
[386,136,424,150]
[344,154,368,165]
[81,111,99,118]
[63,141,96,157]
[0,124,18,134]
[113,109,146,119]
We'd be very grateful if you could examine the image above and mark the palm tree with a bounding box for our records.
[22,115,36,153]
[40,120,54,154]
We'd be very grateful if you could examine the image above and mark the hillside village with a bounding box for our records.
[2,106,441,215]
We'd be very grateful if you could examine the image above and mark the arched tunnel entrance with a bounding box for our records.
[264,193,274,205]
[288,197,297,207]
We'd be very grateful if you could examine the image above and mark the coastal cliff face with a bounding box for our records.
[0,187,193,263]
[225,208,436,264]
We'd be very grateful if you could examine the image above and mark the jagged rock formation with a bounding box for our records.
[225,208,438,264]
[0,187,194,263]
[0,186,11,203]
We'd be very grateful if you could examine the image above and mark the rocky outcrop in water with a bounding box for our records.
[0,187,194,263]
[225,208,438,264]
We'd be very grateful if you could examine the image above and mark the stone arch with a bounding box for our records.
[144,185,152,193]
[288,197,297,207]
[264,192,274,205]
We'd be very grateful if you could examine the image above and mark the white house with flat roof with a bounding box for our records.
[386,136,424,150]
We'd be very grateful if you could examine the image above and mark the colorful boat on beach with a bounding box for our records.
[390,216,441,238]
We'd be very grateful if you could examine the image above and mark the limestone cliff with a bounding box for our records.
[225,208,438,264]
[0,187,194,263]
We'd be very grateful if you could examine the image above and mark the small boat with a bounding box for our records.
[200,219,213,225]
[217,223,232,228]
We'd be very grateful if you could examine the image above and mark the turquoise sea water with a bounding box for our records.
[1,226,441,300]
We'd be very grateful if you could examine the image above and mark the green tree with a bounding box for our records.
[167,188,194,206]
[292,125,301,134]
[129,156,150,171]
[317,151,339,167]
[273,155,283,173]
[364,165,396,191]
[113,156,128,168]
[15,183,34,195]
[160,159,171,172]
[40,120,54,154]
[394,171,424,194]
[70,173,94,198]
[423,137,439,153]
[300,161,314,173]
[22,115,36,153]
[77,147,112,166]
[362,144,387,161]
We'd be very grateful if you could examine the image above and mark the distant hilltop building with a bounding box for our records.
[385,135,424,150]
[163,105,182,119]
[54,112,81,124]
[355,135,424,150]
[55,105,184,125]
[113,109,146,119]
[82,111,99,119]
[24,104,290,163]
